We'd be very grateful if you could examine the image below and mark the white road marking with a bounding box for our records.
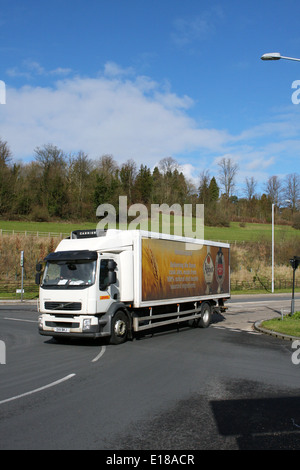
[4,317,37,323]
[4,316,107,363]
[0,373,76,405]
[92,346,106,363]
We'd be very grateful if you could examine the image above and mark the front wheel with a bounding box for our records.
[110,311,129,345]
[199,302,212,328]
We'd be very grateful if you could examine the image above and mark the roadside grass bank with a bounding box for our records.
[261,312,300,337]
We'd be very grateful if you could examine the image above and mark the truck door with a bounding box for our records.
[97,256,119,313]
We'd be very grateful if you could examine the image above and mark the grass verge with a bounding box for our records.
[261,311,300,337]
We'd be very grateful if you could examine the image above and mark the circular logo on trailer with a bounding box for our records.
[215,248,225,289]
[203,253,214,285]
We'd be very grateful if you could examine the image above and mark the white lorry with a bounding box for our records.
[37,229,230,344]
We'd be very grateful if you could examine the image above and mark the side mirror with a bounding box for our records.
[35,272,41,285]
[36,263,42,272]
[108,260,117,271]
[100,259,117,291]
[108,270,117,285]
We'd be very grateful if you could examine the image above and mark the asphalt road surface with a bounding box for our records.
[0,295,300,451]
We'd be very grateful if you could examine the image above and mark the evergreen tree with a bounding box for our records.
[208,177,219,202]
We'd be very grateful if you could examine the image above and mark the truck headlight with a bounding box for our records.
[83,318,91,331]
[38,316,43,329]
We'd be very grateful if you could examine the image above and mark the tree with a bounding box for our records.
[68,151,93,218]
[264,175,281,206]
[15,162,41,217]
[208,176,219,202]
[119,159,137,205]
[158,156,178,175]
[0,138,12,167]
[134,164,153,205]
[283,173,300,213]
[0,138,14,215]
[198,170,211,205]
[34,144,68,217]
[158,157,181,204]
[244,176,257,200]
[171,168,188,205]
[217,157,239,198]
[151,166,163,204]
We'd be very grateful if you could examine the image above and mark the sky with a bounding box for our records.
[1,0,300,196]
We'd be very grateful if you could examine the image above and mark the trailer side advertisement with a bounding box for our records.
[142,238,230,302]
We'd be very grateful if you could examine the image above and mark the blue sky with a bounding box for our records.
[1,0,300,196]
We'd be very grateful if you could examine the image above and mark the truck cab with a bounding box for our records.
[37,230,134,343]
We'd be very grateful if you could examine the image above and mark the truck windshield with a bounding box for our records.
[42,259,97,289]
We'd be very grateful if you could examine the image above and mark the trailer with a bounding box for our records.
[37,229,230,344]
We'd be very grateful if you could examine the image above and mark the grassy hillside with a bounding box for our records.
[0,219,299,243]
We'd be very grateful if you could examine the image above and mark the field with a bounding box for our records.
[0,219,299,243]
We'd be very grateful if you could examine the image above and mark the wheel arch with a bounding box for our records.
[106,302,133,340]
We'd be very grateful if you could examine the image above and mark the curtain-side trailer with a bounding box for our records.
[37,229,230,344]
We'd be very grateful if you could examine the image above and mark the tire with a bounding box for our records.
[199,302,212,328]
[110,311,129,345]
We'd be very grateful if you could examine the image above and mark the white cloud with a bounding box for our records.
[1,68,230,166]
[6,60,73,80]
[3,60,299,193]
[171,6,224,47]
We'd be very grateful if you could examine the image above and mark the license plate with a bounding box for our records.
[54,327,70,333]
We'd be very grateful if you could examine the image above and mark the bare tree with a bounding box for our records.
[68,151,93,217]
[217,157,239,197]
[244,176,257,200]
[120,159,137,204]
[96,154,119,181]
[283,173,300,213]
[0,138,12,167]
[265,175,282,206]
[158,156,178,175]
[198,170,210,204]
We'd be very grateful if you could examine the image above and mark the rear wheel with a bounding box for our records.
[199,302,212,328]
[110,311,129,345]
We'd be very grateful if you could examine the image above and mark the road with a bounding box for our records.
[0,295,300,451]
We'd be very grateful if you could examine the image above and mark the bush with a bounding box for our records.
[29,205,50,222]
[292,213,300,230]
[204,206,230,227]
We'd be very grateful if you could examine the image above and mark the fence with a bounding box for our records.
[0,229,251,244]
[0,229,69,238]
[0,280,39,299]
[232,278,300,292]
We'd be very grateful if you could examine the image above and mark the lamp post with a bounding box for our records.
[261,53,300,297]
[272,204,274,293]
[261,52,300,62]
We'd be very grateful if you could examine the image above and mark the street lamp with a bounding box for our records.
[272,204,274,293]
[261,52,300,62]
[262,53,300,297]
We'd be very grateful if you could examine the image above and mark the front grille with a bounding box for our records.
[45,321,80,328]
[44,301,82,311]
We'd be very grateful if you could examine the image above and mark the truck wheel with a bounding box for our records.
[199,302,212,328]
[110,311,129,345]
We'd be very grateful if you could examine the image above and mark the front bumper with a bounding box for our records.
[38,314,110,339]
